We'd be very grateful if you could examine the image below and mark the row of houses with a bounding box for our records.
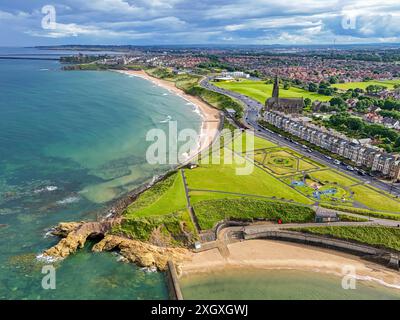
[263,111,400,181]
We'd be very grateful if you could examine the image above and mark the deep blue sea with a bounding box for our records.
[0,48,201,299]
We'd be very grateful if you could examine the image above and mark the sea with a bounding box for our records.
[0,48,201,299]
[180,269,400,300]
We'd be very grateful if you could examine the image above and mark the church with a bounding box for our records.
[265,76,304,114]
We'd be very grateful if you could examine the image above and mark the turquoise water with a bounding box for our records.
[180,269,400,300]
[0,53,201,299]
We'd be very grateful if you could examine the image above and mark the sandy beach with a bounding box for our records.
[115,70,221,163]
[180,240,400,290]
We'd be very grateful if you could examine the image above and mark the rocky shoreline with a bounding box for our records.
[43,219,190,271]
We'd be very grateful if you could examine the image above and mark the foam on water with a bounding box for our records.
[34,186,58,193]
[56,196,81,205]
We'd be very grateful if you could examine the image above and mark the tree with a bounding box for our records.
[330,97,346,107]
[366,85,387,95]
[329,76,338,84]
[347,118,365,131]
[308,83,318,92]
[283,82,291,90]
[304,98,312,107]
[395,136,400,148]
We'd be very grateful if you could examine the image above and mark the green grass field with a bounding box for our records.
[332,79,400,91]
[292,226,400,251]
[309,169,358,187]
[214,80,332,103]
[125,172,187,218]
[351,185,400,212]
[185,151,313,204]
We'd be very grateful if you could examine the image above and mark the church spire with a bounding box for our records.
[272,75,279,99]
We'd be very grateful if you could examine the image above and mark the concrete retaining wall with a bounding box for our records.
[166,261,184,300]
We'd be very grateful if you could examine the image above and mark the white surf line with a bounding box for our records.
[113,70,219,166]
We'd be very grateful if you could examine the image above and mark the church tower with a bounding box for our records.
[272,75,279,99]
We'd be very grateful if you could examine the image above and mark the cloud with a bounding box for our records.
[0,0,400,45]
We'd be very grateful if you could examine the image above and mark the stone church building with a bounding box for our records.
[265,76,304,114]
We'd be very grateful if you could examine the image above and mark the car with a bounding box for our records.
[307,149,313,153]
[346,166,355,171]
[324,155,332,160]
[358,170,367,176]
[333,160,341,165]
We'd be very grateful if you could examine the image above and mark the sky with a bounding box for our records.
[0,0,400,46]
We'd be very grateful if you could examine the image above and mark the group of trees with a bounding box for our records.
[365,84,387,95]
[308,81,336,96]
[326,113,400,152]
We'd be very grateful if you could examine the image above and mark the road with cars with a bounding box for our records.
[200,77,400,197]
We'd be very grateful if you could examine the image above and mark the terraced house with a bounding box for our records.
[263,111,400,181]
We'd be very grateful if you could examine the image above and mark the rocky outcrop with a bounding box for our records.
[50,222,84,237]
[92,235,191,271]
[43,218,122,259]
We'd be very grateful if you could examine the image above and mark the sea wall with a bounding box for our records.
[166,261,183,300]
[244,230,400,270]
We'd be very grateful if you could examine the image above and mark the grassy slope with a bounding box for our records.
[292,226,400,251]
[194,198,315,230]
[125,172,187,218]
[351,185,400,212]
[321,204,400,220]
[214,80,332,103]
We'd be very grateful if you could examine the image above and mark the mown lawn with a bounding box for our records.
[224,131,277,153]
[124,172,187,218]
[292,226,400,251]
[185,150,314,205]
[351,185,400,212]
[214,80,332,103]
[189,190,268,205]
[309,169,358,187]
[332,79,400,91]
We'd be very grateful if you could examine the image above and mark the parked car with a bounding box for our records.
[333,160,341,165]
[347,166,355,171]
[358,170,367,176]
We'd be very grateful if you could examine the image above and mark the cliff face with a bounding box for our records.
[43,219,121,259]
[43,218,191,270]
[93,235,190,271]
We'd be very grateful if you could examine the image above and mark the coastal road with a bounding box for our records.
[200,78,400,198]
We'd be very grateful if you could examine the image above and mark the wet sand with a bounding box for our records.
[180,240,400,290]
[115,70,221,163]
